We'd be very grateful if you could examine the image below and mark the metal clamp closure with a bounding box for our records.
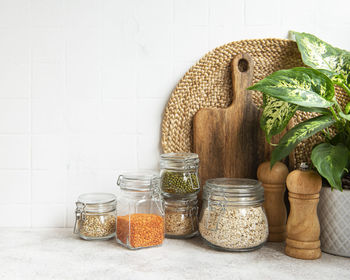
[205,192,226,232]
[117,175,123,186]
[189,206,198,230]
[73,202,86,234]
[186,171,200,191]
[151,177,165,216]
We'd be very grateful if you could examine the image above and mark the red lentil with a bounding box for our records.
[117,213,164,248]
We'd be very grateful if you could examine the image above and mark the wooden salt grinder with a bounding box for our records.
[285,164,322,260]
[257,161,289,242]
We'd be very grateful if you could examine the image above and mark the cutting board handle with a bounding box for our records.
[229,53,254,109]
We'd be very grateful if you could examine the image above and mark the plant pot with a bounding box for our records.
[318,187,350,257]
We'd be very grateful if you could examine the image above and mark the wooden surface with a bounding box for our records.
[193,53,274,192]
[257,161,289,242]
[285,169,322,260]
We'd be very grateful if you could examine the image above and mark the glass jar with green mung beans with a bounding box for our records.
[160,153,200,194]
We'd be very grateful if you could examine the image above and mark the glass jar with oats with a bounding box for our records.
[116,172,164,249]
[199,178,268,252]
[163,191,199,239]
[74,193,116,240]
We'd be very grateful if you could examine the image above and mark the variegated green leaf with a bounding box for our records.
[297,106,331,115]
[318,69,341,82]
[271,115,335,167]
[291,31,350,87]
[260,95,297,143]
[248,67,335,108]
[311,143,349,191]
[345,102,350,114]
[318,69,350,95]
[339,111,350,121]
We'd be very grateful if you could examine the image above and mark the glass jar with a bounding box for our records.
[199,178,268,252]
[116,172,164,249]
[74,193,116,240]
[163,192,199,239]
[160,153,200,194]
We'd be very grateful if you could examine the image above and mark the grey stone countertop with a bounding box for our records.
[0,228,349,280]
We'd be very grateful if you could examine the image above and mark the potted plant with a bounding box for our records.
[248,31,350,257]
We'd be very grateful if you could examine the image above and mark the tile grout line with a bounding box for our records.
[29,1,33,228]
[243,0,247,27]
[63,2,68,228]
[207,0,210,50]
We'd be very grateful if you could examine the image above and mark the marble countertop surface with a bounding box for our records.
[0,228,349,280]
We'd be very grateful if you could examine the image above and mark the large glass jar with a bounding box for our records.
[74,193,117,240]
[199,178,268,252]
[163,192,199,239]
[116,172,164,249]
[160,153,200,194]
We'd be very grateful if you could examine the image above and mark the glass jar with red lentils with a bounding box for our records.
[116,172,164,249]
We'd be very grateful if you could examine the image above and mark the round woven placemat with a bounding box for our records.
[161,38,348,169]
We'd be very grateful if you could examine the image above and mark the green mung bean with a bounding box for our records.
[161,171,199,194]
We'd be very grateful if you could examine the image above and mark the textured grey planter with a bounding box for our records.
[318,187,350,257]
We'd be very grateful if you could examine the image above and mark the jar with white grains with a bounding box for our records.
[74,193,117,240]
[199,178,268,251]
[163,192,199,239]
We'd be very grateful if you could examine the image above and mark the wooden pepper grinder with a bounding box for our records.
[257,161,289,242]
[285,163,322,260]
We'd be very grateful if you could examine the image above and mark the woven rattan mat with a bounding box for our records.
[161,39,348,169]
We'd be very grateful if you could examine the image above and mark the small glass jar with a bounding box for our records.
[74,193,116,240]
[116,172,164,249]
[163,192,199,239]
[160,153,200,194]
[199,178,268,252]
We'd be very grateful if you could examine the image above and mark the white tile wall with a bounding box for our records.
[0,0,349,227]
[0,99,30,133]
[245,0,281,26]
[0,62,31,98]
[0,135,30,169]
[31,170,66,203]
[31,204,66,227]
[0,171,30,203]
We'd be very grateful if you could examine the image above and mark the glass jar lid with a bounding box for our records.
[76,192,116,213]
[160,152,199,170]
[163,192,199,212]
[203,178,264,205]
[163,191,198,205]
[74,193,116,234]
[117,171,159,192]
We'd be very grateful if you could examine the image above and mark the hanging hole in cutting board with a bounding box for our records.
[238,58,249,72]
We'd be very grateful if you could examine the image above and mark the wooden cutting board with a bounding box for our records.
[193,53,274,188]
